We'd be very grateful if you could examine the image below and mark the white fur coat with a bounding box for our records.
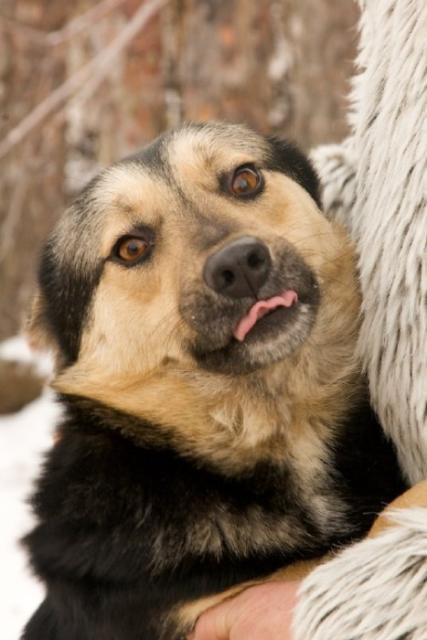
[294,0,427,637]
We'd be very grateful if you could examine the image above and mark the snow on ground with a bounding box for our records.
[0,335,53,378]
[0,337,60,639]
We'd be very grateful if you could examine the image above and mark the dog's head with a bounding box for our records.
[29,123,361,455]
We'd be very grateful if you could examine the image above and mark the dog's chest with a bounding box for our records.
[142,448,338,577]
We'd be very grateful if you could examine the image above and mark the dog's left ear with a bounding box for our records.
[25,290,60,359]
[266,137,321,209]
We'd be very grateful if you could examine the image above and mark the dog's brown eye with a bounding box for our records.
[111,227,155,267]
[230,166,262,197]
[116,237,149,263]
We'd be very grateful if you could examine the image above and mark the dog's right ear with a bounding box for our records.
[25,290,58,357]
[266,137,322,209]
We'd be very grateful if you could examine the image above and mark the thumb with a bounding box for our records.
[189,601,233,640]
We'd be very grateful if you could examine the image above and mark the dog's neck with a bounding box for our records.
[55,321,363,475]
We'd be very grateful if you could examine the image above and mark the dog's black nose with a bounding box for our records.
[203,236,271,298]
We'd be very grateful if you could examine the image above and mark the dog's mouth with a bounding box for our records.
[233,290,298,342]
[181,244,320,373]
[185,284,317,374]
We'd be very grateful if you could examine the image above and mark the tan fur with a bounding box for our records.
[167,124,271,192]
[52,127,361,478]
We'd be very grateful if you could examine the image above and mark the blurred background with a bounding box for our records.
[0,1,359,635]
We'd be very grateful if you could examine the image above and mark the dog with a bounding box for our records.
[22,122,405,640]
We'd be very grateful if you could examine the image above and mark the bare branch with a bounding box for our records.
[0,17,46,45]
[46,0,127,46]
[0,0,169,160]
[0,0,126,47]
[0,173,29,261]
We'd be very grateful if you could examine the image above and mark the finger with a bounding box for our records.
[190,602,232,640]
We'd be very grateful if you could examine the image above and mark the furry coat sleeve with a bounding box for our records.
[294,1,427,637]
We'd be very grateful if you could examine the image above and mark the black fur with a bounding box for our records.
[123,133,170,180]
[266,137,321,207]
[39,231,103,366]
[22,397,405,640]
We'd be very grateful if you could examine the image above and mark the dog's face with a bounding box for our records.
[34,123,349,369]
[31,123,360,459]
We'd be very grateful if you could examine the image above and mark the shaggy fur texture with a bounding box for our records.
[313,0,427,484]
[296,1,427,637]
[295,509,427,639]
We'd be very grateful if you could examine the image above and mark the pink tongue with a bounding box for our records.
[233,290,298,342]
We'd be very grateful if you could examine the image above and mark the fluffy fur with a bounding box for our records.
[295,508,427,639]
[296,1,427,638]
[313,0,427,484]
[23,123,405,640]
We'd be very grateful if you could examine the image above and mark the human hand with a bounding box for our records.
[189,580,300,640]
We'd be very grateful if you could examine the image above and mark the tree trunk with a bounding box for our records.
[160,0,359,148]
[0,0,71,340]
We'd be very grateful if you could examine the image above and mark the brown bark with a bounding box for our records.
[159,0,359,147]
[0,0,71,341]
